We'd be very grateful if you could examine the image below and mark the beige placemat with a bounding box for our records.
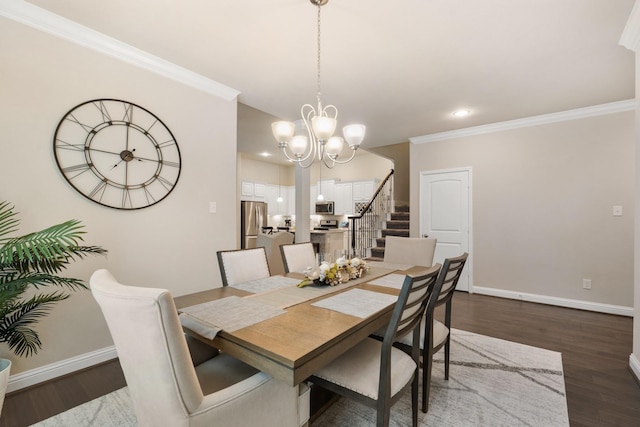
[179,296,285,339]
[311,288,398,318]
[367,273,407,289]
[230,275,301,294]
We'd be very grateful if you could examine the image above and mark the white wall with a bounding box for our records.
[0,18,238,374]
[410,110,634,309]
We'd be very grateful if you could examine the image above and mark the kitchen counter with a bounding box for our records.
[310,229,347,260]
[310,229,348,234]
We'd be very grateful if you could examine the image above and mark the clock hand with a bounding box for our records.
[111,149,137,169]
[87,147,123,156]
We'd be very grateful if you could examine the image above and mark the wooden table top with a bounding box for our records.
[175,264,438,386]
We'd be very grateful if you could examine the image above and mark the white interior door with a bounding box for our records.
[420,168,471,291]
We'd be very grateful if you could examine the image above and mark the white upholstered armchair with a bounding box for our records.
[91,269,310,427]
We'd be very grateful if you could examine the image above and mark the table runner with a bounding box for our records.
[179,296,285,339]
[246,266,396,309]
[365,261,414,271]
[229,275,300,294]
[311,288,398,318]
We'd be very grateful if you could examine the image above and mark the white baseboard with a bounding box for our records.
[630,354,640,384]
[472,286,634,317]
[7,346,117,393]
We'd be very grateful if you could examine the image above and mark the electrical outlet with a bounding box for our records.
[583,279,592,290]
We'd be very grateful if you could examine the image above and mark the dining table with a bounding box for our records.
[174,261,440,386]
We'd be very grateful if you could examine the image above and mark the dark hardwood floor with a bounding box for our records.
[1,293,639,427]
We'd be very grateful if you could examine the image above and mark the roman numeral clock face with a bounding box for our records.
[53,99,181,210]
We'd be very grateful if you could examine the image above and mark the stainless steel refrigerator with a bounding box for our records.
[241,201,267,249]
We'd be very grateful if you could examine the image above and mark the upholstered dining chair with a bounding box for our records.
[309,266,440,427]
[396,252,468,413]
[217,247,270,286]
[383,236,437,267]
[257,231,295,275]
[280,242,317,274]
[90,269,309,427]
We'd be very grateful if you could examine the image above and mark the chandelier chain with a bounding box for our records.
[271,0,364,169]
[316,2,322,105]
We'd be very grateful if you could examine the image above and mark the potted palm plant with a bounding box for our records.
[0,201,106,413]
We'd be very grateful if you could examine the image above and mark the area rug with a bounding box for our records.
[32,329,568,426]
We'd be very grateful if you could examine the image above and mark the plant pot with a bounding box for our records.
[0,359,10,416]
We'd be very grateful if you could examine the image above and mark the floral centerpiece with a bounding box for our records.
[298,257,367,287]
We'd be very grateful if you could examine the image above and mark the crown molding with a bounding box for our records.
[410,99,636,145]
[0,0,240,101]
[620,0,640,52]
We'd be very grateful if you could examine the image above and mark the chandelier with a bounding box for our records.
[271,0,365,169]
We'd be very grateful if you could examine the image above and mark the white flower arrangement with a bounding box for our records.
[298,257,367,287]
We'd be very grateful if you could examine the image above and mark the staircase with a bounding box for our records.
[369,205,410,260]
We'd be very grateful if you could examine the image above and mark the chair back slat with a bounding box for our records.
[382,265,441,346]
[435,253,468,307]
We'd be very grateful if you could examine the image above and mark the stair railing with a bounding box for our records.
[348,169,394,258]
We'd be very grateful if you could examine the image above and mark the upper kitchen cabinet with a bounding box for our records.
[241,180,267,201]
[353,180,376,202]
[334,182,353,215]
[316,179,335,202]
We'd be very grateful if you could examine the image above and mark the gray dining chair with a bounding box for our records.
[90,269,309,427]
[309,266,441,427]
[216,247,271,286]
[396,252,468,413]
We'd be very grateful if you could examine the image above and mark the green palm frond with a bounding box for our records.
[0,291,70,357]
[0,201,107,357]
[0,272,87,291]
[0,201,19,240]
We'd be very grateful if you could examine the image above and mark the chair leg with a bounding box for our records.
[444,335,450,380]
[376,401,391,427]
[421,349,433,413]
[412,369,419,427]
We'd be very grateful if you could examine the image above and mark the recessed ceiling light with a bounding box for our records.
[452,109,471,118]
[260,152,271,157]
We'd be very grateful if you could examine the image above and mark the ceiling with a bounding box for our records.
[25,0,636,163]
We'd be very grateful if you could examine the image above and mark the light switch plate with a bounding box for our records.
[209,202,217,213]
[613,205,623,216]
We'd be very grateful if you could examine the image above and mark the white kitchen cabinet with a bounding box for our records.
[241,181,254,200]
[241,180,267,201]
[316,179,335,202]
[264,184,278,215]
[264,184,291,215]
[353,180,375,201]
[334,182,353,215]
[253,183,266,198]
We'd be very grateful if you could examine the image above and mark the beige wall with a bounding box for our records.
[0,19,238,374]
[634,45,640,370]
[370,142,410,206]
[238,151,393,187]
[410,111,634,307]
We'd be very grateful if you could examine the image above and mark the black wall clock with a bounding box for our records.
[53,99,181,210]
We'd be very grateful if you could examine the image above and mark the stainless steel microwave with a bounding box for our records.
[315,201,335,214]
